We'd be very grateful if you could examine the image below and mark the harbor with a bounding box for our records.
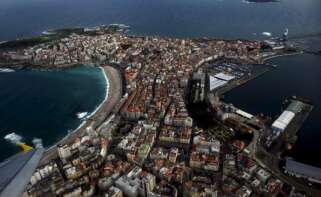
[186,47,321,195]
[0,0,320,195]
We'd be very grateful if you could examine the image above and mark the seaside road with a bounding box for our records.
[38,65,122,165]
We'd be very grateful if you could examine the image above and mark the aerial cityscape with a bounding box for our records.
[0,0,321,197]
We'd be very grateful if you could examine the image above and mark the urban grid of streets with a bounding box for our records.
[1,27,318,197]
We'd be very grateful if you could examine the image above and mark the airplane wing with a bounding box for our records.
[0,147,44,197]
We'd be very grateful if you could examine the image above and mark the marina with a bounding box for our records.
[224,53,321,167]
[0,0,320,195]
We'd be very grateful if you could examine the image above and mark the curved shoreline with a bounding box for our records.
[45,66,109,152]
[261,51,304,63]
[87,67,110,119]
[39,65,122,165]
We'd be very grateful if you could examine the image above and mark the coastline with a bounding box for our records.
[87,67,110,119]
[261,51,304,63]
[39,65,122,165]
[45,66,110,152]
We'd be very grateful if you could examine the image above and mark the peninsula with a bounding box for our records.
[1,25,318,197]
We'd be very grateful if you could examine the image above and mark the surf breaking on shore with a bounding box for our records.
[4,132,43,148]
[1,66,109,154]
[39,65,122,164]
[4,132,23,145]
[46,66,110,151]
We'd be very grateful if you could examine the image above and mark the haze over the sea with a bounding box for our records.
[0,0,320,40]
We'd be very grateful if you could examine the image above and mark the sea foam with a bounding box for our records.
[4,132,23,144]
[77,112,88,119]
[32,138,43,148]
[262,32,272,37]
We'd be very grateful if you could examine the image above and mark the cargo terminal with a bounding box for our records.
[271,100,306,136]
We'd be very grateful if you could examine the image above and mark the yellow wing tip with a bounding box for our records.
[17,143,33,152]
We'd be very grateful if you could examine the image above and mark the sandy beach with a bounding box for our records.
[39,65,122,165]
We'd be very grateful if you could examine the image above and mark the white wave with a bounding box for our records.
[242,0,279,3]
[262,32,272,37]
[32,138,43,148]
[242,0,252,4]
[42,31,56,35]
[86,67,109,119]
[242,0,257,4]
[109,24,130,28]
[76,112,88,119]
[0,68,15,73]
[47,67,109,151]
[4,132,23,144]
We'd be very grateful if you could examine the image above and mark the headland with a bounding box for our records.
[1,24,320,197]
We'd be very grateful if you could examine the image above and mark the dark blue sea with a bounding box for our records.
[224,54,321,166]
[0,0,321,40]
[0,0,320,166]
[0,66,106,161]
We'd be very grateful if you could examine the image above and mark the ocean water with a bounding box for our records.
[0,65,106,161]
[224,54,321,167]
[0,0,320,41]
[0,0,320,166]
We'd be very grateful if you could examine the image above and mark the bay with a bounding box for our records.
[0,0,320,166]
[0,65,107,161]
[224,54,321,167]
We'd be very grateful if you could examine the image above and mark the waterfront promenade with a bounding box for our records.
[39,65,122,165]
